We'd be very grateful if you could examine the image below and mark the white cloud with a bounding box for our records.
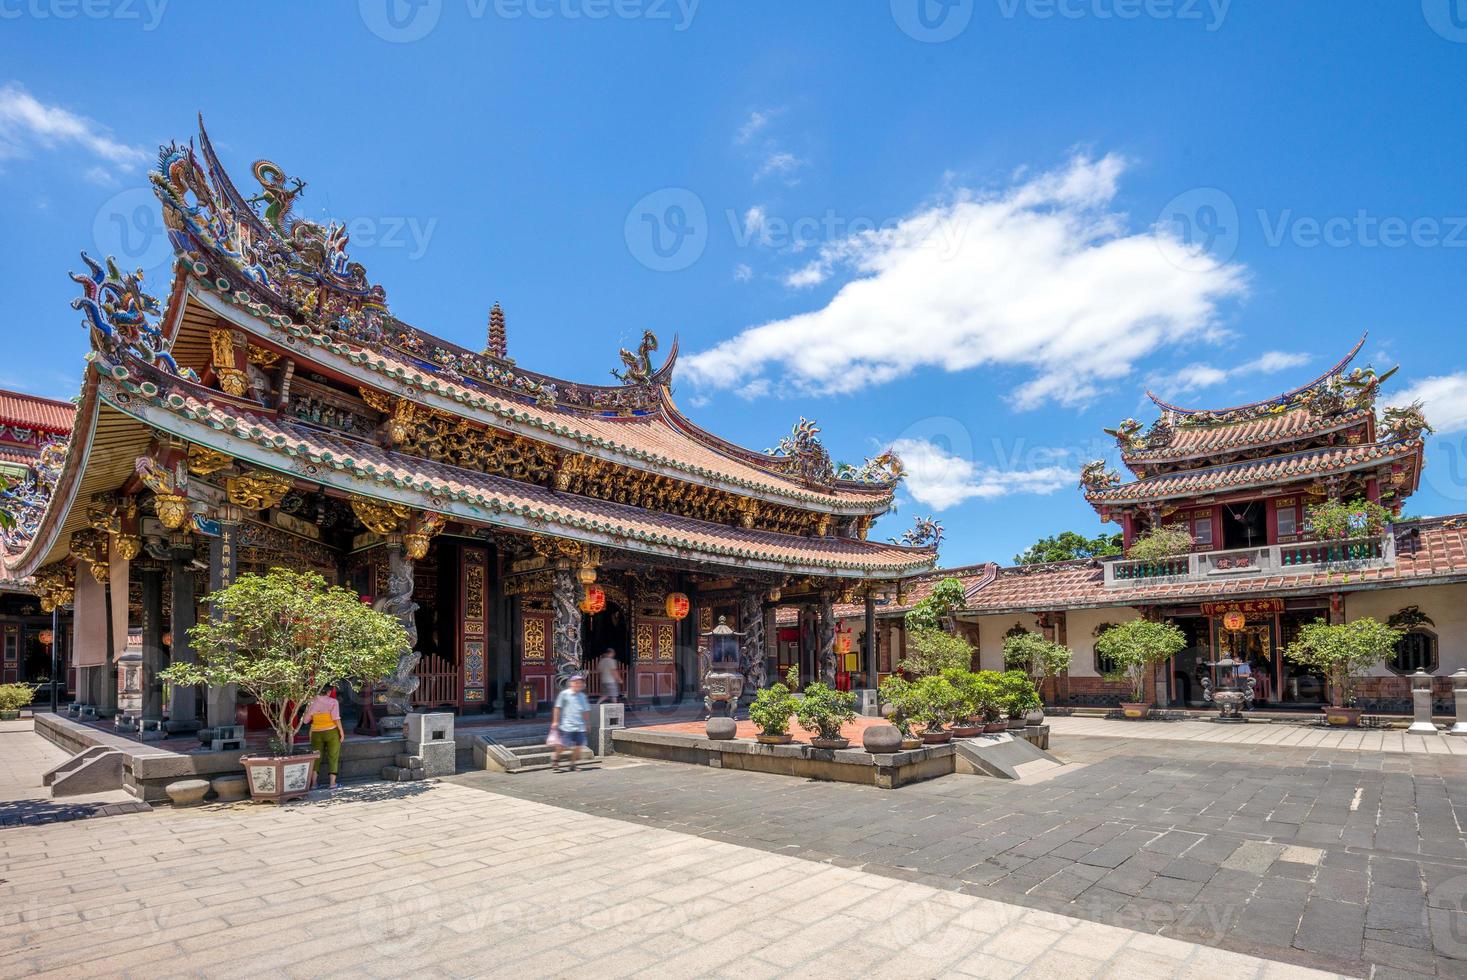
[741,205,768,240]
[1161,350,1310,398]
[1393,373,1467,433]
[892,438,1073,510]
[755,151,804,182]
[683,153,1248,409]
[737,109,779,145]
[733,263,753,283]
[0,83,149,173]
[784,261,826,289]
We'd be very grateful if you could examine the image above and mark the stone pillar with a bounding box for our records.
[1449,669,1467,736]
[551,563,582,691]
[139,562,164,726]
[817,593,836,684]
[205,507,241,729]
[738,588,766,695]
[375,533,420,736]
[1408,669,1439,734]
[864,591,877,687]
[97,559,118,718]
[166,533,200,733]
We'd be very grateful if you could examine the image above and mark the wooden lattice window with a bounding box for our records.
[1389,630,1437,675]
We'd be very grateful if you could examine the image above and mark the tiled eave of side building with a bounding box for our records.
[187,283,893,518]
[952,519,1467,615]
[1086,438,1423,505]
[9,357,937,582]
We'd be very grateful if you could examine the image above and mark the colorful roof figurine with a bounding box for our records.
[6,120,936,584]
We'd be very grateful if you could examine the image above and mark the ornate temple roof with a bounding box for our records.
[1118,405,1373,466]
[0,390,74,434]
[1085,439,1423,504]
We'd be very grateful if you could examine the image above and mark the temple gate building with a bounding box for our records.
[4,122,937,734]
[827,343,1462,714]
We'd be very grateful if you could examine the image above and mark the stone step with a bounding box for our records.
[509,743,553,757]
[510,759,603,775]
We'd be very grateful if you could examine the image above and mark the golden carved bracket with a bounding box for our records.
[227,470,293,511]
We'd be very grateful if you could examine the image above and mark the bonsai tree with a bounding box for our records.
[794,680,857,741]
[909,675,965,734]
[1283,617,1403,708]
[749,666,799,738]
[1306,497,1393,540]
[899,627,974,678]
[1126,524,1194,561]
[160,567,407,755]
[879,674,916,738]
[1095,619,1187,705]
[903,577,968,633]
[1003,631,1072,689]
[996,670,1040,719]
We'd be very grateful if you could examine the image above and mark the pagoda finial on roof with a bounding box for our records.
[485,302,508,361]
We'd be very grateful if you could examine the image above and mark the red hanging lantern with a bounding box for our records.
[1222,610,1246,632]
[579,585,606,615]
[664,592,690,621]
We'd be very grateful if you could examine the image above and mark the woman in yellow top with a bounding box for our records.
[304,687,345,790]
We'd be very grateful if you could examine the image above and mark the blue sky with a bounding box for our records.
[2,1,1466,567]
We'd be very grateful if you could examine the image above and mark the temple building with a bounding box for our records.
[827,343,1462,714]
[0,389,74,688]
[4,122,937,735]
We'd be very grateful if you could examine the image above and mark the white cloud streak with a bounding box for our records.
[1162,350,1311,398]
[1393,373,1467,434]
[892,437,1073,510]
[684,154,1248,409]
[0,83,149,172]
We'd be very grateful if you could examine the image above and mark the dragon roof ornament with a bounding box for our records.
[70,251,197,382]
[836,449,906,486]
[891,516,943,550]
[1079,460,1122,493]
[1379,402,1432,443]
[0,440,69,552]
[767,417,835,486]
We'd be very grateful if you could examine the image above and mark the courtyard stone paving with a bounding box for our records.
[1045,715,1467,756]
[453,733,1467,977]
[0,760,1333,979]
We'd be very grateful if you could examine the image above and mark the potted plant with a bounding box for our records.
[749,667,799,744]
[1095,619,1187,719]
[0,682,35,720]
[911,675,964,744]
[941,669,984,737]
[1002,632,1072,724]
[1283,617,1403,726]
[795,680,857,749]
[161,567,406,803]
[879,675,922,749]
[969,671,1007,732]
[996,670,1040,729]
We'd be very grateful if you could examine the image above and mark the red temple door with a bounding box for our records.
[459,547,490,710]
[520,611,554,708]
[632,616,677,703]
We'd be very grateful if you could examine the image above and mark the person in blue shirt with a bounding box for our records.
[551,674,590,772]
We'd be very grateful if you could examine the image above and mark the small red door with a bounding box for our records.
[633,617,677,703]
[520,611,554,708]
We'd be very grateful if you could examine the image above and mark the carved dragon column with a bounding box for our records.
[377,533,420,736]
[818,592,837,684]
[205,505,242,729]
[738,588,767,697]
[551,563,583,691]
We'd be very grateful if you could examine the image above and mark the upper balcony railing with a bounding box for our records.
[1103,533,1395,589]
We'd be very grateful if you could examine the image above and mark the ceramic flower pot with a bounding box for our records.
[950,724,982,738]
[809,736,850,750]
[1006,717,1027,731]
[1120,702,1151,720]
[983,721,1007,734]
[240,752,320,804]
[756,733,793,745]
[1323,706,1362,727]
[920,731,953,745]
[899,737,923,750]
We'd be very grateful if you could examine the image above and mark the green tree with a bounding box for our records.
[160,568,407,754]
[900,627,974,678]
[1283,618,1403,708]
[903,577,968,632]
[1126,524,1194,561]
[1013,530,1122,565]
[1003,631,1073,685]
[1095,619,1187,704]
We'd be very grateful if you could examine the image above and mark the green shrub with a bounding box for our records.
[903,577,968,633]
[1306,497,1393,540]
[879,675,916,737]
[1003,631,1072,684]
[909,675,967,734]
[1283,617,1402,707]
[900,627,974,677]
[995,670,1040,718]
[749,666,799,737]
[1095,619,1187,703]
[794,681,857,740]
[1126,524,1194,561]
[0,683,35,712]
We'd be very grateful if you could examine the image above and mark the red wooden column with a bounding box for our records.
[459,546,490,710]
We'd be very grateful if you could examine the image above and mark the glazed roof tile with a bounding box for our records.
[110,371,934,577]
[0,390,74,434]
[1088,440,1419,503]
[959,519,1467,613]
[1122,407,1369,464]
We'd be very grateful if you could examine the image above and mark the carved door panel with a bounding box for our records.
[521,611,554,708]
[633,616,677,703]
[459,547,490,709]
